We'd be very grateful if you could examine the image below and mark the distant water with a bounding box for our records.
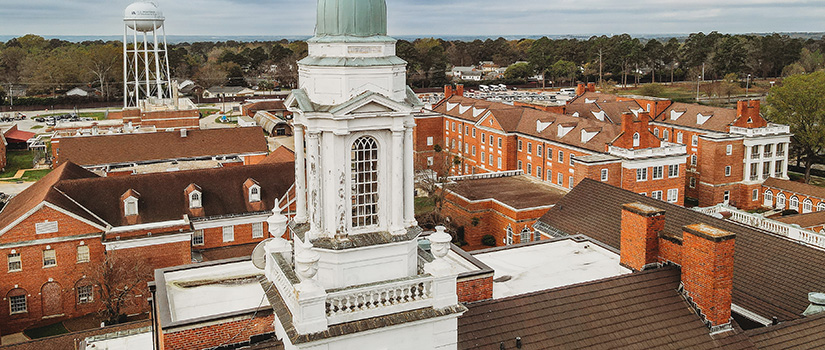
[1,33,822,44]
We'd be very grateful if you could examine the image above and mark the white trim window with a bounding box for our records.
[9,294,26,314]
[520,227,532,243]
[569,155,575,166]
[527,143,533,154]
[569,176,574,189]
[518,140,523,151]
[652,166,664,180]
[547,148,553,160]
[764,190,773,207]
[690,155,697,167]
[777,193,786,209]
[667,189,679,203]
[654,129,660,137]
[43,249,56,267]
[505,225,514,246]
[518,160,523,171]
[351,136,380,228]
[192,229,204,246]
[803,199,813,214]
[752,189,759,202]
[677,132,683,144]
[222,226,235,242]
[533,230,541,242]
[691,135,699,146]
[725,166,732,177]
[818,202,825,212]
[790,196,800,211]
[601,169,609,182]
[663,129,669,141]
[668,164,679,178]
[726,144,733,155]
[652,191,663,200]
[537,145,543,157]
[124,197,138,216]
[537,166,543,180]
[724,191,731,203]
[76,245,90,263]
[77,285,93,304]
[636,168,648,182]
[489,154,493,165]
[558,150,564,163]
[7,252,21,272]
[427,137,433,146]
[632,133,640,147]
[557,173,563,185]
[252,222,264,238]
[189,191,202,209]
[689,177,697,188]
[249,185,261,202]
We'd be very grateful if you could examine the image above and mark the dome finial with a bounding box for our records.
[316,0,387,37]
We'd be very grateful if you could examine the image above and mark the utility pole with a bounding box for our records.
[696,75,701,102]
[746,74,751,96]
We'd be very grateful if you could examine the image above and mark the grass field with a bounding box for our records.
[0,150,34,178]
[40,112,106,120]
[17,169,52,182]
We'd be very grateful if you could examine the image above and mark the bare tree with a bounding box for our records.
[94,251,153,325]
[414,144,460,226]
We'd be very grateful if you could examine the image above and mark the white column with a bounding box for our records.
[404,123,417,226]
[769,155,777,179]
[294,125,307,223]
[743,161,751,182]
[782,143,789,179]
[391,130,405,235]
[306,131,322,239]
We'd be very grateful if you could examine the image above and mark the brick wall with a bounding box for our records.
[162,313,275,350]
[761,186,825,213]
[682,224,735,327]
[658,236,683,266]
[574,161,622,189]
[621,163,686,207]
[457,276,493,303]
[193,222,269,251]
[619,203,665,271]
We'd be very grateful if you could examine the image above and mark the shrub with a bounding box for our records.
[481,235,496,247]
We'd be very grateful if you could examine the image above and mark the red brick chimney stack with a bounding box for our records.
[587,82,596,92]
[444,85,453,99]
[681,223,736,328]
[619,203,665,271]
[456,84,464,97]
[575,83,586,96]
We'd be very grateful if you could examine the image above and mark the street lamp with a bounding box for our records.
[696,75,701,103]
[746,74,751,96]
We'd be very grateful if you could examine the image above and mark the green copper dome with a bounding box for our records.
[316,0,387,37]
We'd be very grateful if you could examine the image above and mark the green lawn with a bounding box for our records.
[199,108,220,118]
[23,322,69,339]
[17,169,52,182]
[39,112,106,120]
[0,150,34,178]
[415,197,436,215]
[31,125,44,129]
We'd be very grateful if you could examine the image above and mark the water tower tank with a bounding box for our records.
[124,1,165,32]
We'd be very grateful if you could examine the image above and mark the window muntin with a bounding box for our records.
[7,253,21,272]
[667,189,678,203]
[724,191,731,203]
[249,186,261,202]
[601,169,609,182]
[124,198,138,216]
[569,155,575,166]
[558,151,564,163]
[764,190,773,207]
[77,285,93,304]
[505,225,513,246]
[547,148,553,160]
[790,196,799,211]
[9,294,26,314]
[636,168,648,181]
[677,132,683,144]
[527,143,532,154]
[652,191,663,200]
[192,230,204,246]
[520,227,531,243]
[691,135,698,146]
[518,140,523,151]
[351,136,380,228]
[752,189,759,201]
[537,166,543,180]
[803,199,813,213]
[537,145,543,157]
[632,133,640,147]
[222,226,235,242]
[252,222,264,238]
[725,166,731,177]
[568,176,574,189]
[76,245,90,263]
[190,192,202,209]
[818,202,825,212]
[652,166,664,180]
[752,145,760,159]
[663,129,669,140]
[668,164,679,178]
[689,177,696,188]
[43,249,56,267]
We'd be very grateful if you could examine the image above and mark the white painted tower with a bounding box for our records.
[261,1,466,349]
[122,0,172,108]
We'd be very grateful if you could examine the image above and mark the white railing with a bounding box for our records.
[448,170,523,182]
[325,275,434,325]
[730,124,791,137]
[268,254,301,313]
[607,143,686,159]
[696,204,823,249]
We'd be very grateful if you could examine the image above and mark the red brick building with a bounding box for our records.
[0,161,294,334]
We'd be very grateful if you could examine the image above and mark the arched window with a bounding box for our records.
[818,202,825,212]
[803,199,813,213]
[776,193,786,209]
[124,197,138,216]
[632,133,640,147]
[7,288,27,314]
[351,136,379,228]
[790,196,799,211]
[520,226,532,243]
[764,190,773,207]
[249,185,261,202]
[189,191,201,209]
[505,225,513,245]
[663,129,669,141]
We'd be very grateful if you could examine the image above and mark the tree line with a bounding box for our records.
[1,33,824,102]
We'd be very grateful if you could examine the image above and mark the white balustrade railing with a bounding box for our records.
[325,275,434,325]
[268,254,301,313]
[448,170,523,182]
[607,143,686,159]
[730,125,791,137]
[695,204,824,249]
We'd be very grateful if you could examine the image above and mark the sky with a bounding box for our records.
[0,0,823,38]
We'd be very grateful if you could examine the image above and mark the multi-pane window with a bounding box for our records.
[489,135,494,145]
[537,166,542,180]
[558,173,563,185]
[654,129,660,137]
[517,161,523,171]
[252,223,264,238]
[726,144,733,155]
[569,176,574,189]
[667,189,679,203]
[481,133,486,142]
[471,128,476,138]
[192,230,204,246]
[497,157,502,168]
[775,160,784,177]
[725,166,731,177]
[190,192,201,209]
[558,151,564,163]
[520,227,531,243]
[636,168,648,181]
[690,155,697,167]
[777,143,785,156]
[668,164,679,178]
[481,152,486,164]
[652,191,663,200]
[632,133,640,147]
[677,132,683,144]
[569,155,575,166]
[689,177,697,188]
[125,198,138,216]
[505,225,513,246]
[77,285,93,304]
[527,143,532,154]
[790,196,800,211]
[518,140,523,151]
[601,169,609,182]
[471,146,476,156]
[691,135,699,146]
[352,136,379,228]
[35,221,58,235]
[763,162,771,179]
[533,230,541,242]
[498,138,502,148]
[547,148,553,160]
[750,163,759,181]
[652,166,664,180]
[752,145,760,159]
[222,226,235,242]
[43,249,56,267]
[724,191,731,203]
[249,186,261,202]
[489,154,493,165]
[76,245,90,263]
[9,295,26,314]
[764,144,773,157]
[8,252,21,272]
[537,145,543,157]
[818,202,825,212]
[527,163,532,175]
[663,129,669,141]
[752,189,759,202]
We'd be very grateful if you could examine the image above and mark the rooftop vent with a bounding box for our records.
[180,128,187,138]
[803,292,825,316]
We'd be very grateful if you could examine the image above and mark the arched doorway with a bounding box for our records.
[41,282,63,317]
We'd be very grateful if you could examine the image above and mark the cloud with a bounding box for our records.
[0,0,823,37]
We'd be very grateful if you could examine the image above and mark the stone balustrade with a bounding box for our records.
[325,274,435,325]
[730,124,791,137]
[607,143,686,159]
[695,204,824,249]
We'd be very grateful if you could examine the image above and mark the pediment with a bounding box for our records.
[329,91,410,117]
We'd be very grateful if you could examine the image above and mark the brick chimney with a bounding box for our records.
[575,83,586,96]
[732,100,767,129]
[444,85,453,99]
[614,112,655,149]
[620,203,665,271]
[456,84,464,97]
[587,82,596,92]
[681,223,736,329]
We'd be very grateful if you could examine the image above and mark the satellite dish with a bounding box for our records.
[252,238,273,270]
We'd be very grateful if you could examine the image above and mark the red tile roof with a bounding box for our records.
[56,127,269,167]
[763,177,825,200]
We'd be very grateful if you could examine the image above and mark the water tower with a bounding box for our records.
[123,0,172,108]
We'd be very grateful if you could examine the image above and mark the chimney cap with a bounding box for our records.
[622,202,664,217]
[684,223,736,242]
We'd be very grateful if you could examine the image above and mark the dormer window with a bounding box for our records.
[124,197,138,216]
[249,185,261,202]
[189,191,202,209]
[632,132,640,147]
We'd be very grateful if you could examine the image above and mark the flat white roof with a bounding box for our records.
[473,239,631,299]
[84,331,152,350]
[163,260,265,323]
